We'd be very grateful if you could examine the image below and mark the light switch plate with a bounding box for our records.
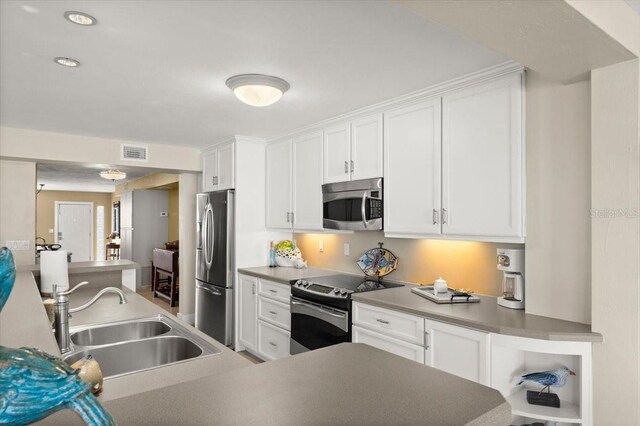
[343,243,350,256]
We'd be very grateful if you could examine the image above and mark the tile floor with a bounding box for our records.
[137,286,179,315]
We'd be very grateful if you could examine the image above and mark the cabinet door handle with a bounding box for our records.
[350,160,354,174]
[269,341,277,347]
[432,209,439,225]
[252,283,256,295]
[291,212,294,225]
[344,161,349,174]
[425,331,431,349]
[376,318,390,325]
[286,212,290,223]
[442,208,448,224]
[269,310,277,315]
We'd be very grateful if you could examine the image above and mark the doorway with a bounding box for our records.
[55,201,93,262]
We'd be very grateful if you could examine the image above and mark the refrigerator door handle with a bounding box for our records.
[203,204,214,269]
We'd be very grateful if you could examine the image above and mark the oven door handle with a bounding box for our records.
[291,299,346,319]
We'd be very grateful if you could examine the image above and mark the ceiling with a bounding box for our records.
[37,163,151,192]
[0,1,506,148]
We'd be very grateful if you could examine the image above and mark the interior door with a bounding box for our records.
[384,98,442,236]
[56,202,92,262]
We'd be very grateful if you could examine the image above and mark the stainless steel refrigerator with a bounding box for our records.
[195,190,234,346]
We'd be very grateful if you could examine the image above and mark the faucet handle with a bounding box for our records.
[58,281,90,296]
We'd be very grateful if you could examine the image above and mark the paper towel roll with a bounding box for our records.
[40,250,69,294]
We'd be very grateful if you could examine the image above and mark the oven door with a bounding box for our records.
[290,296,349,354]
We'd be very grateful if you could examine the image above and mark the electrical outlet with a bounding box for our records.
[343,243,350,256]
[319,240,324,253]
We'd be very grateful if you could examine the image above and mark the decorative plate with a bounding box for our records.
[357,244,398,277]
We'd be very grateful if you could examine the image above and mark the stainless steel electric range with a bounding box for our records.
[290,274,403,355]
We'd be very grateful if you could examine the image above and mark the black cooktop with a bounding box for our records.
[305,274,403,292]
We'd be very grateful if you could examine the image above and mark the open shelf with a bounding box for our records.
[507,389,582,423]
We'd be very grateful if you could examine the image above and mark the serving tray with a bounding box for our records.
[411,286,480,304]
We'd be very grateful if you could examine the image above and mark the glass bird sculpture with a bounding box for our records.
[0,247,115,425]
[517,366,576,393]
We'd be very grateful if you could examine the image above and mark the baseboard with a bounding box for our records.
[177,312,195,325]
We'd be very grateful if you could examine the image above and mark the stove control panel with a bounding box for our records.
[293,280,352,299]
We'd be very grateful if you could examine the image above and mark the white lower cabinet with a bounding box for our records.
[424,318,490,385]
[352,302,489,385]
[352,325,424,363]
[237,275,291,362]
[257,320,290,361]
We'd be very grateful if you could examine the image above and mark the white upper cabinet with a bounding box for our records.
[442,74,523,239]
[265,138,292,229]
[351,114,383,181]
[384,99,442,236]
[323,123,351,184]
[293,131,323,231]
[266,132,323,231]
[202,140,234,192]
[323,114,383,184]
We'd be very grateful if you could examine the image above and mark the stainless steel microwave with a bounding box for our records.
[322,178,383,231]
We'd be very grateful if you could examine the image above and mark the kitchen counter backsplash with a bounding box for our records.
[294,232,523,296]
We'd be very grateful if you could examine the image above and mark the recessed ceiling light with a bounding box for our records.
[64,11,97,26]
[226,74,290,107]
[54,57,80,67]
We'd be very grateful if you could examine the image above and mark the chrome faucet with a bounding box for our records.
[53,281,127,354]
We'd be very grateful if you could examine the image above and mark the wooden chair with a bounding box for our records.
[106,243,120,260]
[152,248,179,307]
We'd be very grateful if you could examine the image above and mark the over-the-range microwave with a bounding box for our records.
[322,178,382,231]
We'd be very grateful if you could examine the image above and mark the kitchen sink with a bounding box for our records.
[71,319,171,346]
[63,315,220,378]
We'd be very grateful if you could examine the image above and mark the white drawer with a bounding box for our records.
[257,320,290,361]
[258,279,291,304]
[353,325,425,364]
[258,296,291,331]
[352,302,424,345]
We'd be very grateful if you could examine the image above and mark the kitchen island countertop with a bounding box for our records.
[238,265,340,284]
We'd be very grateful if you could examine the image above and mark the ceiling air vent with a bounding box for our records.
[121,144,148,162]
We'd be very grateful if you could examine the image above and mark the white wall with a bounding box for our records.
[0,127,201,172]
[178,173,198,324]
[524,71,592,324]
[0,160,36,265]
[591,58,639,426]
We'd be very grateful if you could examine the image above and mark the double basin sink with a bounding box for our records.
[63,315,221,379]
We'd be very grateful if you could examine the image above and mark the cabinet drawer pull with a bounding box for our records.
[269,310,277,315]
[376,318,390,325]
[269,289,278,294]
[344,161,349,174]
[269,341,277,347]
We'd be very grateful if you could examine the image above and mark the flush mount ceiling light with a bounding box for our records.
[99,169,127,181]
[225,74,290,107]
[54,57,80,67]
[64,11,97,26]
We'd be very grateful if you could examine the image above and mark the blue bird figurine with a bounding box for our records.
[517,366,576,393]
[0,247,16,312]
[0,247,115,425]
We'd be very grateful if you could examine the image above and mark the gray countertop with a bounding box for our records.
[4,264,511,425]
[353,285,602,342]
[238,266,340,284]
[18,259,139,276]
[43,343,511,426]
